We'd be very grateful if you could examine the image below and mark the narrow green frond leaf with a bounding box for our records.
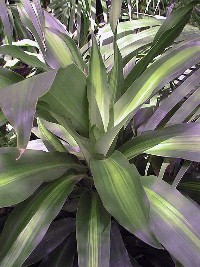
[77,191,111,267]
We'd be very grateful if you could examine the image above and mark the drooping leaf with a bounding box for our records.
[36,119,78,148]
[0,147,84,207]
[24,218,75,266]
[0,70,57,150]
[77,191,111,267]
[0,45,49,70]
[39,233,76,267]
[120,123,200,160]
[41,64,89,136]
[114,40,200,127]
[166,87,200,125]
[90,151,161,248]
[0,174,81,267]
[142,175,200,267]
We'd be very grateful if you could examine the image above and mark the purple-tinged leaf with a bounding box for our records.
[24,218,75,266]
[110,223,134,267]
[39,233,76,267]
[144,68,200,131]
[0,0,13,44]
[142,176,200,267]
[33,0,45,31]
[44,10,67,34]
[21,0,45,49]
[0,70,57,151]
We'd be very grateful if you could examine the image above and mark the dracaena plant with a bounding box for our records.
[0,0,200,266]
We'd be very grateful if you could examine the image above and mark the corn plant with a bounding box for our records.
[0,0,200,266]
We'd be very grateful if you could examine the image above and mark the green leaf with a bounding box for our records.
[142,176,200,267]
[90,151,161,248]
[45,28,73,69]
[88,35,110,132]
[41,64,89,136]
[0,174,81,267]
[77,191,111,267]
[108,37,124,106]
[0,147,84,207]
[124,1,199,89]
[0,70,57,151]
[114,41,200,127]
[50,28,87,72]
[119,123,200,160]
[0,67,24,87]
[109,0,123,33]
[37,118,67,152]
[0,45,49,70]
[145,134,200,163]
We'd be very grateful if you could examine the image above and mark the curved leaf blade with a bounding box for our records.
[0,174,81,267]
[39,233,76,267]
[110,223,133,267]
[120,123,200,160]
[90,151,161,248]
[0,147,84,207]
[0,67,24,87]
[0,70,57,150]
[24,218,75,266]
[142,176,200,267]
[114,41,200,126]
[0,45,49,70]
[41,64,89,136]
